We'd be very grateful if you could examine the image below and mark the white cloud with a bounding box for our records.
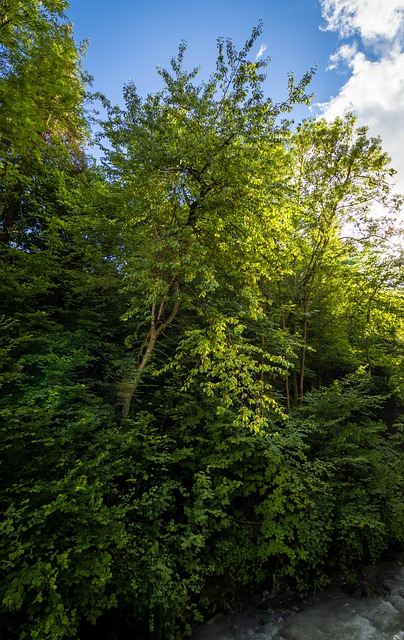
[321,0,404,43]
[317,50,404,172]
[318,0,404,212]
[255,44,267,60]
[326,42,358,70]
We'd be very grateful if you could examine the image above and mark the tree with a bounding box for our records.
[0,3,133,638]
[100,25,314,418]
[0,0,90,247]
[276,115,403,405]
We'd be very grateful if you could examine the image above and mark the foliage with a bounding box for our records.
[295,370,404,569]
[1,4,403,639]
[100,23,313,418]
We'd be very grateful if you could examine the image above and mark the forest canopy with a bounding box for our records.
[0,4,403,639]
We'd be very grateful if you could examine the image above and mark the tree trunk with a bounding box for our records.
[121,282,180,418]
[298,296,309,406]
[121,329,158,418]
[277,282,291,413]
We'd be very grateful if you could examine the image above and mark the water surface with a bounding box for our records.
[192,566,404,640]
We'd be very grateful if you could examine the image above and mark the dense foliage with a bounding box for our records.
[1,4,403,639]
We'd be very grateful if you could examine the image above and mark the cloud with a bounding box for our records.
[255,44,267,60]
[317,50,404,169]
[326,42,357,70]
[318,0,404,209]
[321,0,404,43]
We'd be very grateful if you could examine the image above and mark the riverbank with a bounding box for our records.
[192,552,404,639]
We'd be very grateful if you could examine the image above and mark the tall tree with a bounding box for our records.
[278,115,403,405]
[0,3,131,638]
[101,25,314,418]
[0,0,89,247]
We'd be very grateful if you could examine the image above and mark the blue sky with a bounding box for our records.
[67,1,339,114]
[67,0,404,202]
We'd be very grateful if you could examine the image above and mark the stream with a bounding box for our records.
[192,564,404,640]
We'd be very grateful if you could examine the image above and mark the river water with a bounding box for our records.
[192,565,404,640]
